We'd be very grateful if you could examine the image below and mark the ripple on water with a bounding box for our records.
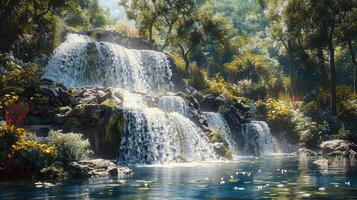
[0,155,356,199]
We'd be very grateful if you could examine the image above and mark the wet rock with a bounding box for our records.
[72,87,123,106]
[296,148,319,157]
[213,142,229,157]
[40,79,72,106]
[59,104,125,158]
[320,140,357,158]
[68,159,132,178]
[313,159,330,168]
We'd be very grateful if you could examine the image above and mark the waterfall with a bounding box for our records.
[203,112,239,155]
[45,33,173,92]
[46,33,216,165]
[119,108,217,164]
[157,96,189,116]
[242,121,274,155]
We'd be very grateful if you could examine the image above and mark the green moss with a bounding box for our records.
[218,105,230,113]
[209,131,223,143]
[224,149,233,159]
[101,98,117,108]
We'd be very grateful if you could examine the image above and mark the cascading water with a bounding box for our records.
[203,112,239,155]
[45,33,173,92]
[46,33,216,165]
[241,121,274,155]
[157,96,189,116]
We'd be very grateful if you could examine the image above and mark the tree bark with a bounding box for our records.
[317,46,329,89]
[328,39,337,115]
[347,40,357,94]
[287,40,296,97]
[178,44,190,74]
[161,23,173,51]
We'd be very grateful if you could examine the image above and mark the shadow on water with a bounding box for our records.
[1,155,357,200]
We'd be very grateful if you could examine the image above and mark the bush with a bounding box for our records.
[0,53,44,120]
[0,124,56,176]
[188,63,209,90]
[291,109,320,148]
[44,130,93,163]
[256,98,294,131]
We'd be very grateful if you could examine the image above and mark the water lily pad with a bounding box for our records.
[228,179,239,183]
[189,180,201,183]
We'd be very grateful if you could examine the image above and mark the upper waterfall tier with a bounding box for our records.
[44,33,173,93]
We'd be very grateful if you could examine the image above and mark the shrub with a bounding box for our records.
[188,63,209,90]
[291,109,319,148]
[0,124,29,161]
[44,130,93,163]
[0,124,56,176]
[256,98,294,131]
[0,53,44,120]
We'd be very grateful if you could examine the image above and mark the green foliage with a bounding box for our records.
[207,74,237,100]
[291,109,319,148]
[0,124,56,176]
[256,98,293,130]
[335,124,351,140]
[0,124,30,161]
[188,63,208,90]
[65,0,110,30]
[45,130,93,163]
[209,131,223,143]
[0,53,45,117]
[40,165,65,180]
[0,0,109,59]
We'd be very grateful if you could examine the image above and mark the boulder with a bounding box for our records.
[313,159,330,168]
[68,159,132,178]
[40,79,71,106]
[213,142,229,157]
[296,148,319,157]
[58,104,125,159]
[320,140,357,158]
[73,87,123,106]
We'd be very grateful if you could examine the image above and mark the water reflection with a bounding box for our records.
[0,155,356,199]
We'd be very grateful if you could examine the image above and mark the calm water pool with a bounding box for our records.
[1,155,357,199]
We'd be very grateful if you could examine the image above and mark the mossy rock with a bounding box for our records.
[101,98,117,108]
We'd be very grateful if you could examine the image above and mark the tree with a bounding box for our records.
[271,0,356,115]
[120,0,195,43]
[0,0,109,60]
[172,3,235,73]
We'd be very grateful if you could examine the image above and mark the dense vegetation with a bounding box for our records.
[0,0,356,177]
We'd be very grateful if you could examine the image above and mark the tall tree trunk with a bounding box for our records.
[328,40,337,115]
[347,40,357,93]
[287,40,296,97]
[161,24,173,51]
[183,54,190,73]
[178,44,190,74]
[149,24,153,42]
[317,46,329,89]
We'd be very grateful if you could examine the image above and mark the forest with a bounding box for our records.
[0,0,357,199]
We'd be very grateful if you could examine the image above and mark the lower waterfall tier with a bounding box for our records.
[119,107,217,165]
